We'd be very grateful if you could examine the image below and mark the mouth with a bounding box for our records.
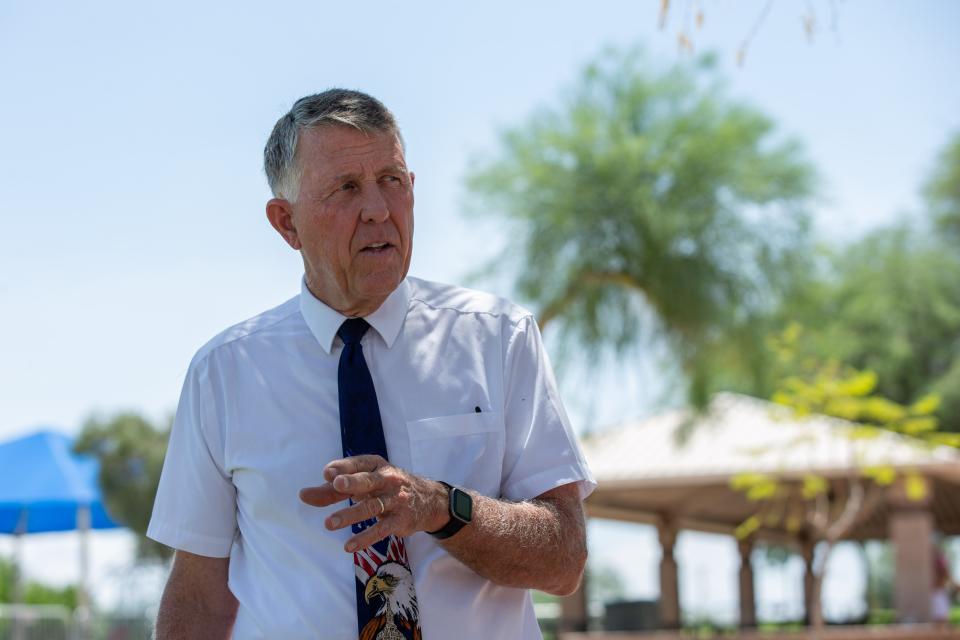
[360,241,395,255]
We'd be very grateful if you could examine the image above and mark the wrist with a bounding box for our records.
[426,481,473,540]
[426,480,452,532]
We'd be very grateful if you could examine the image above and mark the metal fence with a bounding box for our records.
[0,605,152,640]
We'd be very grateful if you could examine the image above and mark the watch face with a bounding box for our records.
[452,488,473,521]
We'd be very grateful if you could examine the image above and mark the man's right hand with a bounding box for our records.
[298,454,451,552]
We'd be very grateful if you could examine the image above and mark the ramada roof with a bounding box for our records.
[580,393,960,540]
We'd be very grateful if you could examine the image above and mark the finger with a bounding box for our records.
[299,484,351,507]
[331,470,381,495]
[323,455,387,481]
[325,496,386,531]
[345,517,393,553]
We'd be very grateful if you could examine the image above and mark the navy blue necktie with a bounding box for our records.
[337,318,421,640]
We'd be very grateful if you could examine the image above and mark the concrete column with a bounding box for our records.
[888,476,934,623]
[800,537,815,626]
[658,521,680,629]
[559,572,589,633]
[76,505,92,640]
[738,538,757,628]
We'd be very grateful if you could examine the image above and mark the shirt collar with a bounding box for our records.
[299,278,411,354]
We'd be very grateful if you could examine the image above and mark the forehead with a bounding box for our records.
[297,125,406,178]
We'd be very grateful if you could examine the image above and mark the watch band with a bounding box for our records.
[427,481,473,540]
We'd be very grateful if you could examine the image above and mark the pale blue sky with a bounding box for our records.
[1,0,958,621]
[2,0,959,436]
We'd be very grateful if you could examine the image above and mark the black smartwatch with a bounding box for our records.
[427,481,473,540]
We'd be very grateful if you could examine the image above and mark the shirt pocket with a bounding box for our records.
[406,411,505,497]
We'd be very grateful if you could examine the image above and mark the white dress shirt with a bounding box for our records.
[147,276,595,639]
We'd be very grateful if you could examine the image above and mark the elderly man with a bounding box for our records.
[147,89,594,639]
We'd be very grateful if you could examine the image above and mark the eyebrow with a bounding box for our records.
[323,164,409,188]
[378,163,409,177]
[325,171,362,188]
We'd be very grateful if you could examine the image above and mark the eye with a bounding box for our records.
[381,175,404,186]
[339,181,357,192]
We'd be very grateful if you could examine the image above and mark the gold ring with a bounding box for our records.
[375,497,386,515]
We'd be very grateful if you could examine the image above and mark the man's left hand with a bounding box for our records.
[299,454,449,552]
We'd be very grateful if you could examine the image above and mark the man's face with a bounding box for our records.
[270,125,414,316]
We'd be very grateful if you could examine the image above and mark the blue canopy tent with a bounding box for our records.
[0,429,121,607]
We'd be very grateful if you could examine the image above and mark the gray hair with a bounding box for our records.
[263,89,403,201]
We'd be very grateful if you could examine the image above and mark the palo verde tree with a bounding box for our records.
[732,325,956,634]
[467,47,817,406]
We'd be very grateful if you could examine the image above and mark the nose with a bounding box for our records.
[360,182,390,224]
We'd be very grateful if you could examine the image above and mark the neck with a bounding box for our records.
[303,278,387,318]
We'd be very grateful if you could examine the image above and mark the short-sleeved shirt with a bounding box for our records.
[147,276,596,639]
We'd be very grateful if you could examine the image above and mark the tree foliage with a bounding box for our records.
[925,132,960,243]
[0,556,77,608]
[74,413,172,560]
[733,327,951,543]
[769,323,953,447]
[738,228,960,433]
[707,131,960,433]
[731,325,957,631]
[467,47,816,405]
[863,542,895,613]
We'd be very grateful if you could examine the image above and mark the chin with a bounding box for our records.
[357,272,404,300]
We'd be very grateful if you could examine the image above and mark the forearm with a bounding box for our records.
[302,457,588,595]
[439,486,587,596]
[154,552,238,640]
[155,586,237,640]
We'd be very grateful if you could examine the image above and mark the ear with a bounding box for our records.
[266,198,301,250]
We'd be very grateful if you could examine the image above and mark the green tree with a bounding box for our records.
[925,132,960,242]
[754,227,960,433]
[0,556,77,608]
[705,130,960,433]
[863,541,895,616]
[74,413,172,560]
[0,557,11,603]
[467,47,816,406]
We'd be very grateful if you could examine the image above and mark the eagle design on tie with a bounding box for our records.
[360,562,421,640]
[355,537,421,640]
